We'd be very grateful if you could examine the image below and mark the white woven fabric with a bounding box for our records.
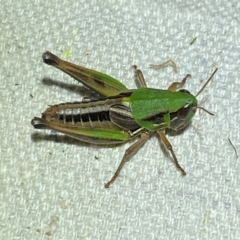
[1,0,240,239]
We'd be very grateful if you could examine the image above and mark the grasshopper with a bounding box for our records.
[31,51,217,188]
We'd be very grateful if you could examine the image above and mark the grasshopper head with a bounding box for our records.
[170,89,197,131]
[170,68,218,131]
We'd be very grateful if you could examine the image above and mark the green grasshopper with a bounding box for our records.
[31,51,217,188]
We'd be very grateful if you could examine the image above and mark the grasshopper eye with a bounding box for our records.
[178,89,190,94]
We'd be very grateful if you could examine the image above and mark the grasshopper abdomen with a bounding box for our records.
[41,100,119,130]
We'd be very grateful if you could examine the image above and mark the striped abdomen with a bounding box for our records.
[41,98,140,131]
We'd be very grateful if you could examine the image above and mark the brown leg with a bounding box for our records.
[132,65,147,88]
[157,130,186,175]
[105,132,150,188]
[167,74,191,91]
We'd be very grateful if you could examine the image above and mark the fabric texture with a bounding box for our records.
[0,0,239,239]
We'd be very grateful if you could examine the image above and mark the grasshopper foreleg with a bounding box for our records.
[157,130,186,176]
[167,74,191,91]
[149,60,191,91]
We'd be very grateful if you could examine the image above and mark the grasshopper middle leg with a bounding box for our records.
[105,132,151,188]
[132,65,148,88]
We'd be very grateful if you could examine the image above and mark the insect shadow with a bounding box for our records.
[42,77,101,99]
[31,132,95,148]
[30,132,129,156]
